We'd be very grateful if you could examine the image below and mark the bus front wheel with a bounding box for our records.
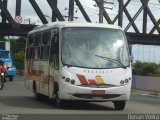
[113,101,126,110]
[55,94,65,108]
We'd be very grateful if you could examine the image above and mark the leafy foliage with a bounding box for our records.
[132,61,160,76]
[10,37,26,69]
[0,36,6,41]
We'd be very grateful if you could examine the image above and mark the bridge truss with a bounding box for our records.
[0,0,160,45]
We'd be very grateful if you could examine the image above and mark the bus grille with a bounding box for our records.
[72,94,121,99]
[79,84,117,88]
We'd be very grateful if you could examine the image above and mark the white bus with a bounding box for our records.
[25,22,132,110]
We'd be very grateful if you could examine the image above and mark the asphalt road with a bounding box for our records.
[0,76,160,119]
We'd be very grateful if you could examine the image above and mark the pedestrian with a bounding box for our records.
[0,59,7,89]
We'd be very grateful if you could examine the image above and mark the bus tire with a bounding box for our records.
[55,94,60,108]
[33,82,41,101]
[113,101,126,110]
[55,94,65,108]
[0,85,3,90]
[53,83,65,108]
[9,76,13,81]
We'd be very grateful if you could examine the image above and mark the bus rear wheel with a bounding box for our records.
[113,101,126,110]
[9,76,13,81]
[0,85,3,90]
[33,82,42,101]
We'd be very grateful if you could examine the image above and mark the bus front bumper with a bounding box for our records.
[7,71,16,76]
[58,82,131,102]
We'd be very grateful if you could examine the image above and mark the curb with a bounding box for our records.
[131,91,160,98]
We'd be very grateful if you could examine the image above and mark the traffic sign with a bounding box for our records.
[14,16,22,24]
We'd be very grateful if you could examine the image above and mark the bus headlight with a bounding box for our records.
[65,78,70,82]
[120,80,124,85]
[64,77,76,85]
[62,76,65,79]
[125,79,129,83]
[71,79,75,84]
[120,78,130,85]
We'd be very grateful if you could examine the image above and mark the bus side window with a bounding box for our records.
[26,35,34,60]
[41,31,50,60]
[51,29,59,70]
[52,34,59,54]
[26,47,33,59]
[42,31,50,45]
[33,47,40,60]
[40,46,49,60]
[28,36,34,47]
[34,34,41,46]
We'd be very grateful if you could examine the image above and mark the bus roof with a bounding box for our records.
[29,22,122,34]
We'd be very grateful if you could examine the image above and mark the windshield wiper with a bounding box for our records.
[95,55,127,69]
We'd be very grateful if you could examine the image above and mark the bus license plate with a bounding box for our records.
[92,90,105,95]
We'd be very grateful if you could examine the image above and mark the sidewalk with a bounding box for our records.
[131,89,160,98]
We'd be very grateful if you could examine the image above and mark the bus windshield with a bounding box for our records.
[61,27,130,69]
[0,51,10,59]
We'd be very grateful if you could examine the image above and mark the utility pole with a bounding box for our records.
[69,0,74,21]
[94,0,114,23]
[64,7,78,21]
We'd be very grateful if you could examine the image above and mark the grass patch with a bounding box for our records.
[149,91,160,96]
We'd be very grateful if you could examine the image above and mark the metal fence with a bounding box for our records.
[132,75,160,92]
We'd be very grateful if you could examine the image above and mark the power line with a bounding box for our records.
[93,0,114,23]
[63,7,79,21]
[74,6,98,15]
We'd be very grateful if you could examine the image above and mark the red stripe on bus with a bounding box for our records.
[76,74,88,85]
[88,79,96,84]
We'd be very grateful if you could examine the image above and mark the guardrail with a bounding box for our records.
[132,75,160,92]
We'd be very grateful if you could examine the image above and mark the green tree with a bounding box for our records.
[10,37,26,69]
[0,36,6,41]
[142,63,158,76]
[132,61,160,76]
[132,61,143,75]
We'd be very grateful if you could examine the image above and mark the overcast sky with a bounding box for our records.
[1,0,160,63]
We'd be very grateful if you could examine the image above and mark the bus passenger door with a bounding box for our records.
[49,29,59,98]
[39,31,50,95]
